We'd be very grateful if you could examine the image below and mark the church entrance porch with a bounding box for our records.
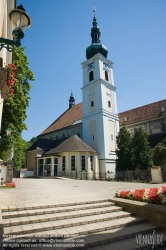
[37,157,59,177]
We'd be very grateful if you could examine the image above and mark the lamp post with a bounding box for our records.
[0,159,3,186]
[0,4,32,52]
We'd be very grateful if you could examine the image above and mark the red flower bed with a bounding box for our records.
[133,189,145,201]
[120,190,130,198]
[148,188,161,204]
[115,186,166,206]
[5,182,16,188]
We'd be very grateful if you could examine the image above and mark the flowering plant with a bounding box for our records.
[115,186,166,206]
[5,182,16,188]
[6,63,17,96]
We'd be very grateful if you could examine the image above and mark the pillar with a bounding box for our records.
[6,160,13,183]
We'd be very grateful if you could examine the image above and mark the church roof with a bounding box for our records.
[39,103,82,135]
[44,135,97,155]
[39,99,166,136]
[119,99,166,126]
[26,137,67,152]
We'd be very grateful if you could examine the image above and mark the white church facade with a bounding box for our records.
[26,12,119,178]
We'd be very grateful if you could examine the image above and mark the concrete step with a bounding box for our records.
[0,199,111,212]
[2,206,124,227]
[83,229,166,250]
[3,223,165,250]
[2,200,166,250]
[3,210,135,235]
[2,201,115,219]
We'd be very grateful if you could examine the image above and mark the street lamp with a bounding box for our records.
[0,4,32,52]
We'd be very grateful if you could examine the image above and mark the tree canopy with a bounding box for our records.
[116,127,153,171]
[116,127,132,171]
[131,128,153,170]
[0,47,35,169]
[153,137,166,165]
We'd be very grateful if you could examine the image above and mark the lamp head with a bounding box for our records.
[8,4,32,46]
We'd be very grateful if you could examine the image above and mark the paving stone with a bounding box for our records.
[37,215,48,222]
[2,219,10,227]
[50,221,63,229]
[3,226,12,235]
[11,225,23,234]
[2,212,10,219]
[18,210,28,216]
[16,205,26,211]
[81,224,99,234]
[53,228,69,236]
[28,216,39,223]
[19,217,31,225]
[40,222,53,230]
[34,209,45,215]
[1,206,9,212]
[21,224,34,233]
[24,204,34,210]
[64,227,80,235]
[31,223,44,231]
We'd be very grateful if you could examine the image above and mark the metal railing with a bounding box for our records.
[59,169,152,182]
[115,170,151,182]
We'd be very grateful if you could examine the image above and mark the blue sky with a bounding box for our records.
[16,0,166,141]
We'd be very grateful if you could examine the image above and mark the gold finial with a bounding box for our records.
[93,7,96,13]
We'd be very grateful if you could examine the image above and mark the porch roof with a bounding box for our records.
[45,135,97,154]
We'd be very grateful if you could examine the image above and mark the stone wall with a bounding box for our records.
[126,117,166,137]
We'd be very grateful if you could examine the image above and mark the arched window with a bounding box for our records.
[89,71,94,81]
[108,101,111,107]
[91,101,94,107]
[105,71,109,81]
[62,134,65,138]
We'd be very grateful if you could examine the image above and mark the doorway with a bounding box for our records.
[54,158,58,176]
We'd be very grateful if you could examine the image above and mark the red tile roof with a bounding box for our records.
[119,99,166,126]
[40,103,82,135]
[40,99,166,135]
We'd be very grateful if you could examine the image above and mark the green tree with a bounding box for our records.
[0,47,34,169]
[116,127,132,171]
[28,137,37,145]
[131,128,153,170]
[153,137,166,165]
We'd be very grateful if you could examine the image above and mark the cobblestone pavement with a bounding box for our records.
[0,178,165,206]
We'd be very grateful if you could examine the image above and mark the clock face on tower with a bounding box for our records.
[103,62,108,69]
[88,62,94,70]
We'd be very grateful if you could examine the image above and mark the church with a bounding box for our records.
[26,12,166,178]
[26,11,119,178]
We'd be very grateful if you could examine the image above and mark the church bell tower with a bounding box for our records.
[82,8,119,175]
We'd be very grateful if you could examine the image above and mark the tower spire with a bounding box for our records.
[86,8,108,59]
[69,92,75,109]
[91,7,101,44]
